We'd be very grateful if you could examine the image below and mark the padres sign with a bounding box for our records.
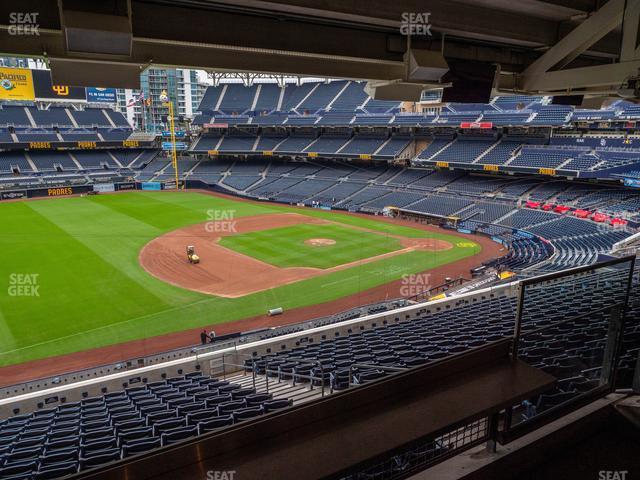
[47,187,73,197]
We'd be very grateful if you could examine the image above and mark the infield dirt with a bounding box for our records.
[139,212,453,297]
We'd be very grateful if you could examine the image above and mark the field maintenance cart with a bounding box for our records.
[186,245,200,264]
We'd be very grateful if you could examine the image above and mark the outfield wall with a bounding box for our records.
[0,181,137,201]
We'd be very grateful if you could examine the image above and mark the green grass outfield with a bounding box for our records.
[219,223,404,269]
[0,191,481,367]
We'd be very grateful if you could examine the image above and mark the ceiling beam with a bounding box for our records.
[620,0,640,61]
[521,0,624,84]
[517,60,640,91]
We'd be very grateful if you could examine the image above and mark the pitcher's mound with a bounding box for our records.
[305,238,336,247]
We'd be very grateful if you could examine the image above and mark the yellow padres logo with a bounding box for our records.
[52,85,69,96]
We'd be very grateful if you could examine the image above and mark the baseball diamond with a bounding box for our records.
[0,190,488,369]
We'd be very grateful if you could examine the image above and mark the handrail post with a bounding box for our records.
[251,357,256,391]
[633,348,640,394]
[222,352,227,380]
[265,357,270,394]
[511,281,526,360]
[318,361,325,397]
[600,305,625,388]
[486,412,499,454]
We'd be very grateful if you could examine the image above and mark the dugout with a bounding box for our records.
[385,206,461,228]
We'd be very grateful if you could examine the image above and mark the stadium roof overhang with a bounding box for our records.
[1,0,639,101]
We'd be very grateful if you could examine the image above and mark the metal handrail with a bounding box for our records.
[220,352,256,390]
[512,255,636,359]
[516,301,627,340]
[348,363,406,388]
[263,357,327,397]
[406,276,466,303]
[503,256,637,438]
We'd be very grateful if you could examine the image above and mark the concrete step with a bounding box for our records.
[226,372,328,404]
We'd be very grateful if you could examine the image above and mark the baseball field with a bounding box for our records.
[0,191,485,369]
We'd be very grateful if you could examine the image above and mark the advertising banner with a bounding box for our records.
[32,69,86,101]
[161,131,186,138]
[86,87,116,103]
[162,181,183,190]
[46,186,74,197]
[0,67,34,101]
[0,190,27,201]
[161,141,188,151]
[623,178,640,188]
[142,182,162,191]
[2,185,92,199]
[93,183,115,193]
[116,182,136,191]
[460,121,492,129]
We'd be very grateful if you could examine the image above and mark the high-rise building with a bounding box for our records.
[115,67,207,132]
[0,57,47,69]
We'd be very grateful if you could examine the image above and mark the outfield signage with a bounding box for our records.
[32,185,87,199]
[460,121,492,129]
[29,141,51,149]
[161,131,186,138]
[142,182,162,191]
[162,141,188,151]
[0,67,35,101]
[1,68,120,104]
[117,182,136,191]
[1,190,27,200]
[47,187,74,197]
[93,183,115,193]
[32,69,87,101]
[162,180,184,190]
[86,87,116,103]
[0,185,95,201]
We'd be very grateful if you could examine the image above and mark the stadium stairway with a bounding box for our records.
[222,372,326,405]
